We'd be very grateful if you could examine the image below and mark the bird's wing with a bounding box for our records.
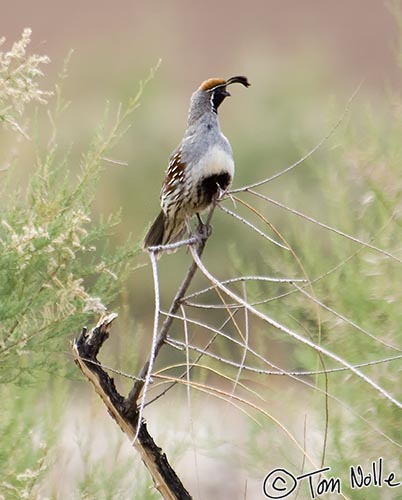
[160,147,187,211]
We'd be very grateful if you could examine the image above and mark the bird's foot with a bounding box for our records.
[197,222,212,240]
[195,214,212,241]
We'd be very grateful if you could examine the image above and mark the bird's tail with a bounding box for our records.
[143,211,186,252]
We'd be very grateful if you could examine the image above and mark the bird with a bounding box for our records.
[143,75,250,252]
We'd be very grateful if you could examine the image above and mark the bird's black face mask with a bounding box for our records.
[211,86,230,113]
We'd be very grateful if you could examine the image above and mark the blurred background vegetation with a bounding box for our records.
[1,1,402,499]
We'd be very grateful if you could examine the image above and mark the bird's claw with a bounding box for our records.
[196,221,212,241]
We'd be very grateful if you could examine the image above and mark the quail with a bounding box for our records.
[143,75,250,251]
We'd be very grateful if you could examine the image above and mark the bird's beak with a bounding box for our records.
[222,89,231,97]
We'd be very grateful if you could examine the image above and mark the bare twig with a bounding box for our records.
[189,246,402,409]
[144,309,239,407]
[167,338,402,377]
[101,156,129,166]
[292,283,402,353]
[124,204,217,416]
[231,83,361,193]
[248,190,402,265]
[231,281,249,396]
[219,204,289,250]
[147,235,199,253]
[165,338,402,449]
[134,250,161,442]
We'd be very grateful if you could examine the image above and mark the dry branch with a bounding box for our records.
[72,313,192,500]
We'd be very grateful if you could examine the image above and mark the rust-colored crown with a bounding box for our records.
[198,78,226,92]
